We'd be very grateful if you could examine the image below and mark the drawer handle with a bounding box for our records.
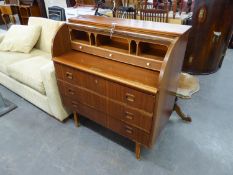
[125,111,134,120]
[125,125,133,130]
[79,46,82,49]
[94,79,98,84]
[125,125,133,134]
[65,72,73,80]
[68,89,75,95]
[125,129,133,134]
[71,101,78,108]
[125,93,135,102]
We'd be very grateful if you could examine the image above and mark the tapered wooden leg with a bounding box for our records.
[73,111,80,127]
[135,142,141,160]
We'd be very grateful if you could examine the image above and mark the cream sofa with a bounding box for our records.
[0,17,69,121]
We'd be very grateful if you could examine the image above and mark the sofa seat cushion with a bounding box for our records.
[0,49,49,75]
[7,56,51,95]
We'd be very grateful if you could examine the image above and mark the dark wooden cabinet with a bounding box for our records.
[183,0,233,74]
[52,15,190,159]
[5,0,47,24]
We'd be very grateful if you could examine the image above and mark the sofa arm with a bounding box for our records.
[0,33,6,43]
[40,62,70,121]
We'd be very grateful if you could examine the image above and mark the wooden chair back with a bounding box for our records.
[140,1,154,9]
[0,4,16,29]
[115,8,136,19]
[0,4,14,15]
[140,8,168,22]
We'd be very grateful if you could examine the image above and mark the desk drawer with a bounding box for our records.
[63,98,107,127]
[59,81,107,113]
[108,117,150,145]
[59,64,107,95]
[76,71,107,96]
[57,64,80,85]
[108,100,152,132]
[108,81,155,113]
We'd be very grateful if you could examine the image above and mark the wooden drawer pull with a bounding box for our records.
[125,129,133,134]
[125,93,135,102]
[125,125,134,134]
[125,125,133,130]
[68,89,75,95]
[65,72,73,79]
[71,101,78,108]
[125,111,134,120]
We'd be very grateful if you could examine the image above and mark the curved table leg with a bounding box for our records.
[174,97,192,122]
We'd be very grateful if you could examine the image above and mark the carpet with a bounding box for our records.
[0,93,17,116]
[176,73,200,99]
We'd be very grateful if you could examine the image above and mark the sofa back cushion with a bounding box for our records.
[28,17,63,54]
[0,25,41,53]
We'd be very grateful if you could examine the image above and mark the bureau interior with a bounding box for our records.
[130,40,137,55]
[69,28,169,61]
[70,29,90,44]
[138,42,168,61]
[96,34,129,53]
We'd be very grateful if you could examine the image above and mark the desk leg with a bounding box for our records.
[73,111,80,127]
[174,98,192,122]
[135,142,141,160]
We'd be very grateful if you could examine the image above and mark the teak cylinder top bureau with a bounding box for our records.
[52,15,191,159]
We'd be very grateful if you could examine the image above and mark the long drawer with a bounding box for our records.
[108,81,155,113]
[58,81,107,113]
[56,64,155,113]
[108,117,150,146]
[108,100,152,132]
[63,97,107,127]
[55,63,107,95]
[58,80,153,132]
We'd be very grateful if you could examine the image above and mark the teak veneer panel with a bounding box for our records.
[52,16,191,159]
[69,15,191,37]
[71,42,163,71]
[54,52,159,94]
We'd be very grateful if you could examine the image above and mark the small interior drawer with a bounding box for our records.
[108,100,152,132]
[108,81,155,113]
